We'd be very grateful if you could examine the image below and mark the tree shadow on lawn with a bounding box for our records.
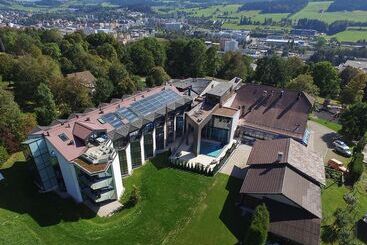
[0,161,95,227]
[150,152,171,170]
[219,167,250,244]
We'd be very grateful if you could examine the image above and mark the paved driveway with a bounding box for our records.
[220,144,252,179]
[307,121,349,163]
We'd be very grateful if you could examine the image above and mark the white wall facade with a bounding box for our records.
[45,138,83,203]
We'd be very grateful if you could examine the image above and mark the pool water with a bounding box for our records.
[200,140,223,158]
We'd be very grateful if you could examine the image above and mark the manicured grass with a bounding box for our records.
[222,23,287,31]
[0,153,245,244]
[309,116,342,132]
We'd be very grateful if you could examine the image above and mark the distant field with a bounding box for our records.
[331,27,367,42]
[154,4,289,24]
[291,1,367,24]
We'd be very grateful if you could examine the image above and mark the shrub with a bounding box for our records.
[354,134,367,154]
[244,203,270,245]
[124,185,140,208]
[348,153,364,185]
[0,145,9,166]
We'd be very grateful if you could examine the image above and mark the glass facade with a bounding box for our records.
[23,138,58,191]
[118,149,129,176]
[176,115,184,138]
[130,141,142,168]
[143,122,154,159]
[155,118,165,150]
[166,114,175,144]
[202,116,231,144]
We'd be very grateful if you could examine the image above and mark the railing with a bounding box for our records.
[80,175,113,190]
[83,187,116,203]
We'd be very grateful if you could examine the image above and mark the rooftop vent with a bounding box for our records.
[85,117,90,121]
[297,92,301,100]
[280,90,284,97]
[276,152,284,162]
[68,140,74,145]
[66,124,71,128]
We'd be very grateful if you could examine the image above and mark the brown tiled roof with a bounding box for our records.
[240,165,322,218]
[66,71,96,88]
[73,158,110,175]
[243,195,321,245]
[247,138,325,185]
[231,84,312,139]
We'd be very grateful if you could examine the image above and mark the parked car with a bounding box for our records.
[333,140,352,157]
[327,158,348,173]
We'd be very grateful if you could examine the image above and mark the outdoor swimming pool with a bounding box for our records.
[200,140,223,158]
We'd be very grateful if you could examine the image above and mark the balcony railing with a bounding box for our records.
[83,187,116,203]
[80,175,113,190]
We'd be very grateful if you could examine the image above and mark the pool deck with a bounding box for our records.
[172,140,236,169]
[219,144,252,179]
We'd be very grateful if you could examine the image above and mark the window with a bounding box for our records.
[58,133,69,142]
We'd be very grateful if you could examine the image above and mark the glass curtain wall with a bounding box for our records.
[143,122,154,159]
[155,117,165,150]
[113,137,129,176]
[130,131,142,168]
[166,114,175,144]
[176,114,184,138]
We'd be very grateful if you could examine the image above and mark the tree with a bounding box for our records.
[96,43,118,61]
[128,44,155,75]
[340,73,367,104]
[166,38,188,77]
[311,61,340,98]
[286,74,319,96]
[243,203,269,245]
[0,87,36,153]
[109,63,137,97]
[34,83,58,126]
[49,77,93,117]
[0,53,15,81]
[255,55,288,87]
[182,39,207,77]
[93,78,114,105]
[205,46,222,77]
[218,52,249,80]
[340,66,360,88]
[285,56,307,79]
[340,102,367,140]
[12,55,61,109]
[42,42,61,60]
[146,66,171,87]
[348,152,364,185]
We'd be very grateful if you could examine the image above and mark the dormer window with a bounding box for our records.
[58,133,69,142]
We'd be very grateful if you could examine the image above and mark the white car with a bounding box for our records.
[333,140,350,150]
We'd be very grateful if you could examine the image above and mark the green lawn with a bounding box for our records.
[309,116,342,132]
[321,172,367,244]
[0,153,246,244]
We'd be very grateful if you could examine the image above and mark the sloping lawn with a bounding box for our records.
[0,153,245,244]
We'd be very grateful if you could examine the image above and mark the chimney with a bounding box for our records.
[280,90,284,97]
[85,117,90,121]
[276,152,284,162]
[68,140,74,145]
[263,90,268,97]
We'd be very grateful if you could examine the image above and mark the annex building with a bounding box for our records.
[23,77,315,213]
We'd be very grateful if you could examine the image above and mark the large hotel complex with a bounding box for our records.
[23,77,324,244]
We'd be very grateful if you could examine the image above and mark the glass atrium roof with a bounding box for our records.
[100,89,182,129]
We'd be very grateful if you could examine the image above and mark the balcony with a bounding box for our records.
[80,175,113,190]
[83,187,116,203]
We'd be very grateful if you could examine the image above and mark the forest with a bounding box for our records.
[238,0,308,14]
